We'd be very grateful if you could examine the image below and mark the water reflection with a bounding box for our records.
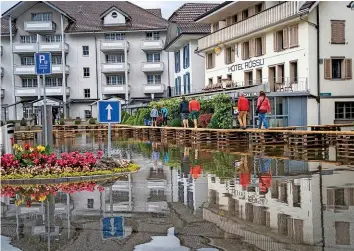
[2,135,354,251]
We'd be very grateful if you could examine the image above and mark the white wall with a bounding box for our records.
[190,40,206,93]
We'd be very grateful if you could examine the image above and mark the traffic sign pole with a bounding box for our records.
[43,74,48,146]
[108,123,111,157]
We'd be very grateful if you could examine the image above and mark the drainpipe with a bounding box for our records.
[167,52,170,97]
[94,36,100,100]
[9,17,17,120]
[61,14,67,118]
[316,6,321,125]
[37,34,40,100]
[124,41,129,109]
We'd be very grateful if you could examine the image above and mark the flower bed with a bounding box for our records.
[0,181,105,207]
[0,144,139,180]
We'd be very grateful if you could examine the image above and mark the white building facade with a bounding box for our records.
[1,1,172,121]
[195,1,354,127]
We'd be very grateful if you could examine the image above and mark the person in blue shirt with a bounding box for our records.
[161,105,168,126]
[150,105,158,127]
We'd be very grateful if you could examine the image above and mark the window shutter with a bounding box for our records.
[226,16,232,26]
[248,6,255,16]
[231,45,235,63]
[183,74,186,94]
[244,72,249,86]
[249,39,255,58]
[261,35,266,55]
[273,32,278,52]
[324,59,332,80]
[224,48,229,64]
[212,53,215,68]
[327,189,334,206]
[283,28,289,49]
[206,54,209,69]
[345,188,354,205]
[276,65,283,83]
[331,20,345,44]
[294,25,299,47]
[345,58,352,80]
[290,62,294,83]
[241,43,245,60]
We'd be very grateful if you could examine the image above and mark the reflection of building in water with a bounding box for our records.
[205,158,354,251]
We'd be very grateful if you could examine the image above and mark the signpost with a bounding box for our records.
[35,52,52,146]
[98,100,121,157]
[101,216,124,239]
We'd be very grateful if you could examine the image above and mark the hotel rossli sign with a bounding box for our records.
[228,58,265,72]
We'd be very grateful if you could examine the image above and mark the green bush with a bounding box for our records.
[20,118,27,126]
[89,118,96,124]
[169,118,182,127]
[74,118,81,125]
[134,108,150,126]
[59,118,65,125]
[6,120,16,125]
[121,111,131,123]
[125,116,136,125]
[208,94,233,129]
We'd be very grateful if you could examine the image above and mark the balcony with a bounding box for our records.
[1,89,4,98]
[13,42,69,54]
[102,85,126,95]
[13,43,36,53]
[13,65,69,75]
[101,63,129,74]
[101,40,129,52]
[15,86,70,97]
[144,84,165,94]
[198,1,299,51]
[141,62,164,72]
[141,40,164,51]
[24,21,56,33]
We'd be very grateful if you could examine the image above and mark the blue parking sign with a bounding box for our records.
[102,216,124,239]
[35,53,52,75]
[98,100,121,123]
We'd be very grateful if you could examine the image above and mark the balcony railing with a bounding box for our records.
[141,39,164,51]
[141,62,164,72]
[101,63,129,74]
[13,65,69,75]
[1,67,3,78]
[24,21,56,33]
[0,46,2,56]
[198,1,299,51]
[143,83,165,94]
[101,40,129,52]
[39,42,69,53]
[1,88,4,98]
[15,86,70,97]
[102,84,126,95]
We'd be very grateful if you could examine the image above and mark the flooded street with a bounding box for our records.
[1,134,354,251]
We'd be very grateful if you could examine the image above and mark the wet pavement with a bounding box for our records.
[1,134,354,251]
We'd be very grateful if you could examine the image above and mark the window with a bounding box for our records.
[242,9,249,19]
[84,110,92,119]
[147,53,160,62]
[20,35,36,43]
[233,14,238,24]
[22,78,38,88]
[324,58,352,80]
[106,75,125,85]
[217,76,222,84]
[147,74,161,84]
[21,56,35,65]
[225,46,235,64]
[276,64,284,84]
[208,78,213,86]
[175,51,180,73]
[83,67,90,77]
[255,3,263,14]
[335,102,354,120]
[288,25,299,48]
[51,55,62,65]
[31,13,52,21]
[45,35,62,43]
[331,20,345,44]
[82,46,89,56]
[255,37,262,57]
[268,66,276,92]
[183,73,190,94]
[244,71,253,86]
[84,89,90,98]
[105,33,125,41]
[274,30,284,51]
[45,77,62,87]
[206,53,215,69]
[335,222,350,245]
[146,32,160,40]
[183,44,190,69]
[212,22,219,32]
[87,199,94,209]
[290,61,298,83]
[175,77,182,96]
[111,12,118,18]
[23,107,39,119]
[255,68,262,84]
[227,74,232,81]
[242,41,250,60]
[106,54,124,63]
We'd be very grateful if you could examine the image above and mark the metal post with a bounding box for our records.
[109,185,113,214]
[37,34,41,100]
[43,75,48,146]
[47,199,51,251]
[128,173,132,211]
[61,14,67,118]
[124,41,128,108]
[67,193,70,239]
[107,123,111,157]
[9,17,16,120]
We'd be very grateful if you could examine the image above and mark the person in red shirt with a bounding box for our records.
[237,93,249,129]
[239,155,251,190]
[189,97,201,128]
[259,157,272,195]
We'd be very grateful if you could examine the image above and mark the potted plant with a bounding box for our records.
[74,117,81,125]
[20,118,27,131]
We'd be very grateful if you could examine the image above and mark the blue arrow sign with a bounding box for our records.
[35,52,52,75]
[101,216,124,239]
[98,100,121,123]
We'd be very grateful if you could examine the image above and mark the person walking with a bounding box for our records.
[189,97,200,128]
[161,105,168,127]
[237,92,249,129]
[179,97,190,128]
[150,105,159,127]
[256,91,271,129]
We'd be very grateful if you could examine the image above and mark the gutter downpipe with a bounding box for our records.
[61,14,67,118]
[167,51,170,98]
[9,17,17,120]
[316,6,321,125]
[124,41,129,110]
[94,36,99,100]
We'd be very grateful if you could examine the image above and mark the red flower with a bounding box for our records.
[24,143,30,150]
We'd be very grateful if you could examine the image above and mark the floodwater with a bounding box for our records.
[1,134,354,251]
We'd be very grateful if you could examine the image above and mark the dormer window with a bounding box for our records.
[100,6,131,26]
[32,13,52,21]
[111,12,118,18]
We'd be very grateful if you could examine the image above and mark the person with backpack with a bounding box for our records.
[179,97,189,128]
[256,91,271,129]
[161,105,168,126]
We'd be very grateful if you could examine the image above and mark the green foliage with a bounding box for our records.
[121,111,131,123]
[208,94,233,129]
[133,108,150,125]
[89,118,96,124]
[6,120,16,125]
[168,118,182,127]
[125,116,136,125]
[74,119,81,125]
[20,118,27,127]
[150,97,182,121]
[59,118,65,125]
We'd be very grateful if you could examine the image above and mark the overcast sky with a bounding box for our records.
[1,0,221,19]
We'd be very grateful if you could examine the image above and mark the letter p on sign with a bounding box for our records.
[39,55,45,64]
